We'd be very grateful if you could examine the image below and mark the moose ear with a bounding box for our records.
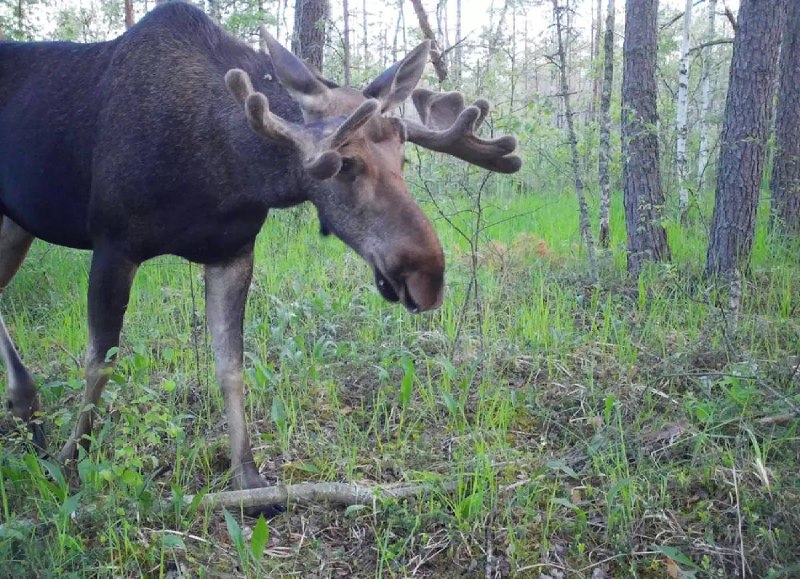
[363,41,430,113]
[261,26,330,120]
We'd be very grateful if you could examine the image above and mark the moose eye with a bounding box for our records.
[338,157,361,181]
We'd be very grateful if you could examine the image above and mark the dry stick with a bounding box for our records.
[185,480,460,511]
[732,465,747,577]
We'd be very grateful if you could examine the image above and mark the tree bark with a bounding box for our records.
[124,0,135,30]
[409,0,448,82]
[706,0,785,275]
[592,0,602,122]
[342,0,351,85]
[362,0,368,71]
[552,0,598,282]
[770,0,800,236]
[598,0,615,248]
[676,0,693,221]
[696,0,717,192]
[292,0,330,73]
[454,0,462,86]
[622,0,671,276]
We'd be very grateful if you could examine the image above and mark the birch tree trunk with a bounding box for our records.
[362,0,368,72]
[676,0,693,222]
[696,0,717,191]
[592,0,602,122]
[622,0,671,276]
[770,0,800,236]
[455,0,462,87]
[598,0,615,248]
[552,0,598,281]
[343,0,351,85]
[706,0,785,275]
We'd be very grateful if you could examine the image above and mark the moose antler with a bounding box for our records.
[225,68,379,180]
[404,88,521,174]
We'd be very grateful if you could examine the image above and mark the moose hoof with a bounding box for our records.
[235,471,287,519]
[30,420,47,452]
[56,441,79,465]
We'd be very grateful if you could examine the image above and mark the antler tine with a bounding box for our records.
[225,68,380,179]
[405,88,521,174]
[328,99,380,149]
[225,68,307,150]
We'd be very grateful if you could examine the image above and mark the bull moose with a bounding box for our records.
[0,2,520,498]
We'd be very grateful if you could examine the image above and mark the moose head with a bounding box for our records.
[225,33,520,313]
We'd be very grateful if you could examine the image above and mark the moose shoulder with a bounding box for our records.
[0,2,520,500]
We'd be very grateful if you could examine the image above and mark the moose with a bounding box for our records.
[0,2,520,499]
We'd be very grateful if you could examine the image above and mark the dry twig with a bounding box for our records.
[185,480,459,511]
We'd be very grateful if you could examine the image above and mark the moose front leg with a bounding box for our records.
[58,247,138,463]
[204,248,265,490]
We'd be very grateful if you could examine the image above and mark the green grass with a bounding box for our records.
[0,175,798,577]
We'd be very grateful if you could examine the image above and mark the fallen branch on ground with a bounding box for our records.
[185,480,460,511]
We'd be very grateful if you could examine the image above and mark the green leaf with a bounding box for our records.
[344,504,369,517]
[441,391,459,415]
[604,395,615,424]
[223,509,243,546]
[250,515,270,559]
[399,357,415,408]
[651,545,702,571]
[162,533,186,550]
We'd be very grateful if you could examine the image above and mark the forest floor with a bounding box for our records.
[0,186,798,578]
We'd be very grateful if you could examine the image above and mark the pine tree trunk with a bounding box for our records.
[676,0,693,221]
[292,0,330,73]
[770,0,800,236]
[552,0,598,281]
[124,0,135,29]
[409,0,448,82]
[598,0,615,248]
[622,0,671,277]
[696,0,717,191]
[706,0,785,275]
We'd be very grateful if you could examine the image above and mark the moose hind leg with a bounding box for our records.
[0,217,42,447]
[58,246,138,463]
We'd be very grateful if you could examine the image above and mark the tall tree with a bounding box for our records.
[622,0,670,276]
[409,0,448,82]
[124,0,134,30]
[454,0,462,86]
[292,0,329,72]
[676,0,692,221]
[598,0,615,247]
[770,0,800,236]
[552,0,598,281]
[342,0,351,85]
[706,0,785,275]
[591,0,602,121]
[696,0,717,191]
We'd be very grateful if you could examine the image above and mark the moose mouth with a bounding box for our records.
[374,268,421,314]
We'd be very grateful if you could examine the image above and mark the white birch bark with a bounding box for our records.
[598,0,615,247]
[697,0,718,191]
[676,0,693,220]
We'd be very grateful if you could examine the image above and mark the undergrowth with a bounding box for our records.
[0,183,798,577]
